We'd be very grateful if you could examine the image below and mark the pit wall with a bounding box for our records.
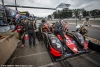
[0,32,19,65]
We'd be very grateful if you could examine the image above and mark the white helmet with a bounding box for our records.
[76,25,81,29]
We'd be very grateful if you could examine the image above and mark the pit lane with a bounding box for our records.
[5,20,100,67]
[5,39,100,67]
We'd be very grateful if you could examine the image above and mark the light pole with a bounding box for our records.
[74,9,78,26]
[15,0,18,11]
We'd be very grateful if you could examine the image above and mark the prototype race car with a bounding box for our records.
[43,32,89,61]
[42,21,89,61]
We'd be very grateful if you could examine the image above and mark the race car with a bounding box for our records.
[43,31,89,61]
[42,21,89,61]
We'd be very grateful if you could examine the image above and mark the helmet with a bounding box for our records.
[80,26,88,35]
[86,17,89,20]
[42,19,46,23]
[61,20,66,25]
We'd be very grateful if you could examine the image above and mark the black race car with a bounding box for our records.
[42,22,89,61]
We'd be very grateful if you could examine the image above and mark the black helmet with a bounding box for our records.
[42,19,46,23]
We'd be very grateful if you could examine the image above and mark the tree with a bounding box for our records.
[73,9,78,18]
[53,12,57,19]
[83,10,87,17]
[49,9,100,19]
[48,15,51,19]
[90,9,100,18]
[68,9,72,17]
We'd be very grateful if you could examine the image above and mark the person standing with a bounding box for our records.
[20,19,28,47]
[38,19,51,40]
[27,18,37,48]
[54,19,68,39]
[38,19,46,40]
[83,17,91,26]
[12,18,28,48]
[54,21,65,39]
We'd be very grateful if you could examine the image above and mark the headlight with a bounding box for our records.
[78,36,83,39]
[52,39,56,43]
[56,43,61,48]
[51,39,62,49]
[77,33,84,43]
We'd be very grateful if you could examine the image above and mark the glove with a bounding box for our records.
[12,30,15,32]
[34,30,36,32]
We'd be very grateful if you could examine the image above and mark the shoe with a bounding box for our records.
[20,45,25,48]
[34,44,37,47]
[29,46,32,48]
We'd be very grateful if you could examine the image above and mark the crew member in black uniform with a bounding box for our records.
[12,18,28,48]
[38,19,51,40]
[54,20,66,39]
[27,16,37,48]
[38,19,46,40]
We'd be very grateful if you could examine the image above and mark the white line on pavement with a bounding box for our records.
[68,23,100,28]
[39,63,57,67]
[12,52,48,59]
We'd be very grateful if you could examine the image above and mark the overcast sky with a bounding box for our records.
[0,0,100,17]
